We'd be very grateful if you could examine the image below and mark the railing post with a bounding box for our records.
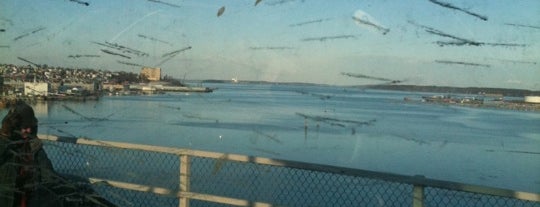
[413,184,424,207]
[179,154,191,207]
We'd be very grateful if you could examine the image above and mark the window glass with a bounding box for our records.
[1,0,538,195]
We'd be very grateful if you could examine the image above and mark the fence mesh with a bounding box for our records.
[41,139,540,207]
[43,140,180,207]
[425,187,540,207]
[190,156,411,206]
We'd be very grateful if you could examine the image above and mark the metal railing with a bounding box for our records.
[38,134,540,207]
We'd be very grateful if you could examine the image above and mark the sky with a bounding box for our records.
[0,0,539,90]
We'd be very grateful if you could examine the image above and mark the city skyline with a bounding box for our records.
[1,0,539,90]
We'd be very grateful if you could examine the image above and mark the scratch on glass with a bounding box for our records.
[428,0,487,21]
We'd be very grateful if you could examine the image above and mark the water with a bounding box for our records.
[3,83,539,193]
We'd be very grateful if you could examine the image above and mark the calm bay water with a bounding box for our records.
[3,83,539,192]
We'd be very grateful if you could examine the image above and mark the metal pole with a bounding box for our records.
[413,184,424,207]
[179,155,191,207]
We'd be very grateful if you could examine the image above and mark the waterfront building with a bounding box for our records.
[24,82,50,96]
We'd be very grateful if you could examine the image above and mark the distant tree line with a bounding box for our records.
[366,84,540,97]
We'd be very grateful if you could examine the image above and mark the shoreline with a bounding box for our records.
[0,94,100,108]
[404,97,540,112]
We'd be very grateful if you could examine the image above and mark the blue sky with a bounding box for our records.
[1,0,539,89]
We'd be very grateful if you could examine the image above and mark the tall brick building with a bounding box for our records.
[140,67,161,81]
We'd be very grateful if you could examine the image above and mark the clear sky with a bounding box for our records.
[1,0,539,90]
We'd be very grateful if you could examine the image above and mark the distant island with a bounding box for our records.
[201,79,540,97]
[363,84,540,97]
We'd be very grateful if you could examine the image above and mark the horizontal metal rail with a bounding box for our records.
[38,134,540,206]
[88,178,273,207]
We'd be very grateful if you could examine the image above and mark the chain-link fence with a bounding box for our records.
[39,135,540,207]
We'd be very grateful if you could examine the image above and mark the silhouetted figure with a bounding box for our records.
[0,101,116,207]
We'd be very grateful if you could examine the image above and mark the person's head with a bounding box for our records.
[1,101,38,139]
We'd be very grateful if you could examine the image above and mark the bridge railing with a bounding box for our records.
[38,134,540,207]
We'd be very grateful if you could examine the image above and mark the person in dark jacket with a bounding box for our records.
[0,101,116,207]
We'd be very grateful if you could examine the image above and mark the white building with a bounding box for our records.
[524,96,540,104]
[24,82,50,96]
